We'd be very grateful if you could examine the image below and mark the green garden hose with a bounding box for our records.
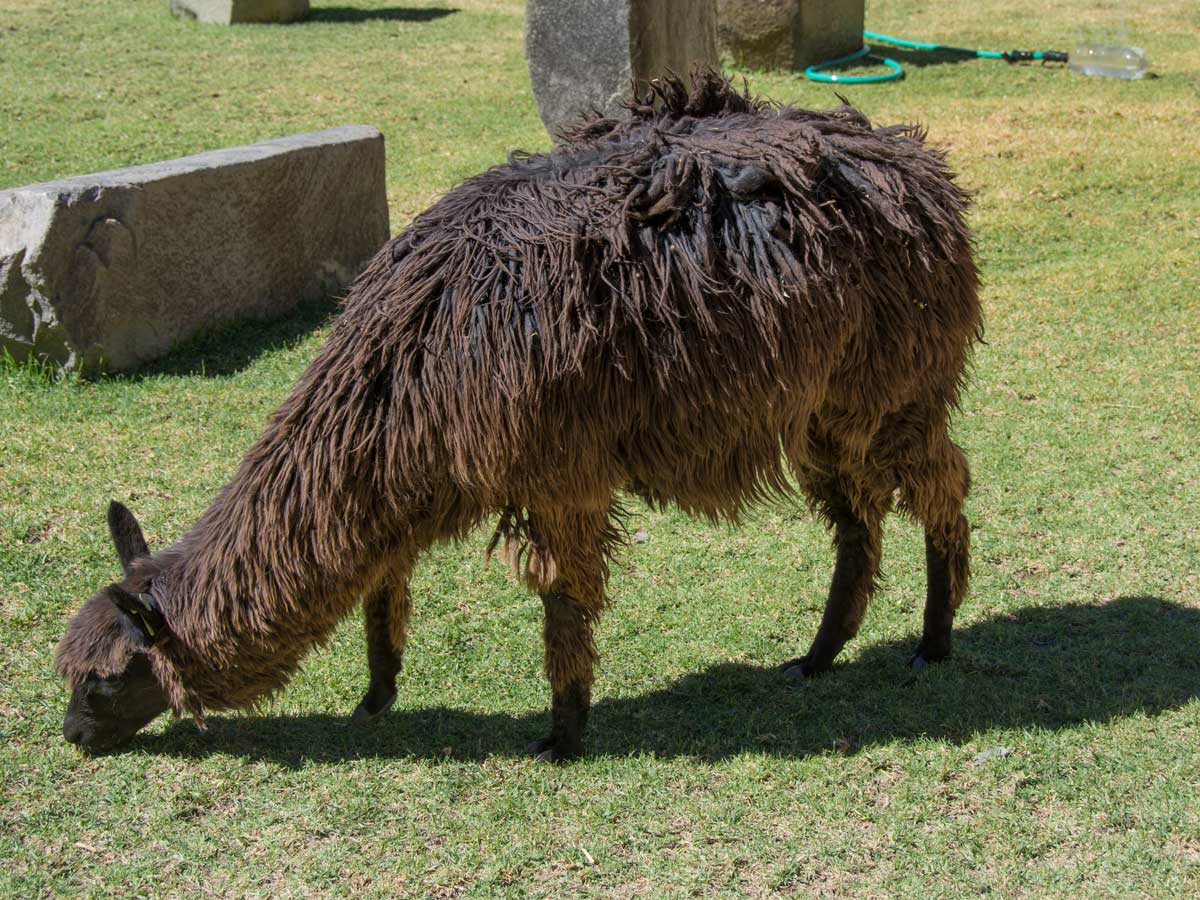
[804,30,1069,83]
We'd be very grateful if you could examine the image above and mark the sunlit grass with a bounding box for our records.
[1,1,1198,897]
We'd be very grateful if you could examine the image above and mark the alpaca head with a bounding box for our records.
[56,502,171,752]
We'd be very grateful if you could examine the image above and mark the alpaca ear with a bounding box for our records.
[110,586,168,646]
[108,501,149,575]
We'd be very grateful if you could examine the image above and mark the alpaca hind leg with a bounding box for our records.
[352,568,413,724]
[900,430,971,668]
[782,472,890,680]
[506,506,616,761]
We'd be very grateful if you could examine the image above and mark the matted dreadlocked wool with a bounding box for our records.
[58,72,981,759]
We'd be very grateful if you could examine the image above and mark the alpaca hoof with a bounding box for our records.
[526,737,581,763]
[909,643,950,671]
[350,688,397,725]
[780,655,828,681]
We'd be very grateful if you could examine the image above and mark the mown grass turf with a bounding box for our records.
[2,0,1198,896]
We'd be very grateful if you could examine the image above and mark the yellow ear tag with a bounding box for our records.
[136,593,159,638]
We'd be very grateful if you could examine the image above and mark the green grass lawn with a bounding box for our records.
[2,0,1199,896]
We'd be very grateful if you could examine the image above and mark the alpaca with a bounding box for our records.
[56,72,981,759]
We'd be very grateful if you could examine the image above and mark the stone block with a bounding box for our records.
[0,126,388,372]
[168,0,310,25]
[525,0,719,138]
[717,0,863,70]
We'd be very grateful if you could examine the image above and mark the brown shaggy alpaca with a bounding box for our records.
[56,72,981,759]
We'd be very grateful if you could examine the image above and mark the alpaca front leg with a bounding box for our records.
[506,505,614,760]
[352,574,412,724]
[527,591,596,762]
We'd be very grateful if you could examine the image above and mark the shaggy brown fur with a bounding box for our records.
[57,72,981,759]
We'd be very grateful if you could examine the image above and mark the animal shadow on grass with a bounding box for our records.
[132,296,340,379]
[142,596,1198,766]
[305,6,457,24]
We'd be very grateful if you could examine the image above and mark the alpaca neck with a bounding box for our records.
[156,360,414,716]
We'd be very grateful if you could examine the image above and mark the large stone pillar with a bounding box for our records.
[717,0,864,70]
[525,0,720,138]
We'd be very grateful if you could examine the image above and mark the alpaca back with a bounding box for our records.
[294,73,980,516]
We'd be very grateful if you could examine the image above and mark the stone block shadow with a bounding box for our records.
[132,296,340,378]
[854,45,1068,72]
[138,596,1198,766]
[305,6,457,24]
[860,46,983,70]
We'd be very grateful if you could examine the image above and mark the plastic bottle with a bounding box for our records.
[1069,44,1149,79]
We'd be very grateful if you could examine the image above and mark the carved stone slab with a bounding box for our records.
[0,126,388,372]
[167,0,311,24]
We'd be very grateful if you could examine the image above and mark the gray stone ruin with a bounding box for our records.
[168,0,310,25]
[717,0,864,70]
[525,0,720,138]
[0,127,388,373]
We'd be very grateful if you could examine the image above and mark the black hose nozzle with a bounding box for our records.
[1003,49,1069,64]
